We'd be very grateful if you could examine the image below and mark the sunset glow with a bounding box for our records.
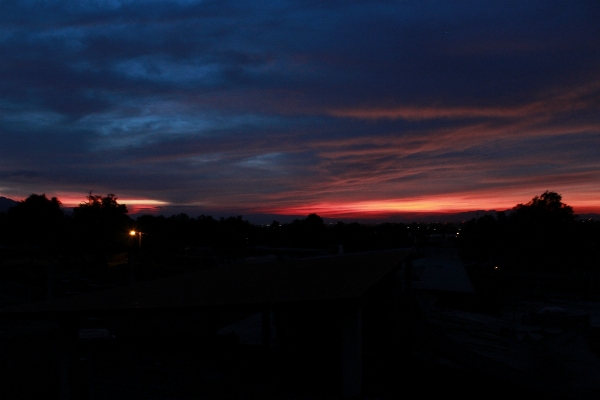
[0,1,598,221]
[267,196,600,219]
[48,195,167,208]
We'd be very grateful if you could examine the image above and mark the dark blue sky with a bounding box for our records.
[1,0,599,218]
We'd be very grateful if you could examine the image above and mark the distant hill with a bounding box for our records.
[577,213,600,221]
[0,196,18,212]
[235,210,508,225]
[391,210,505,224]
[327,210,507,225]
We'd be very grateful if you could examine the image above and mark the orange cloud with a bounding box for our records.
[328,81,600,121]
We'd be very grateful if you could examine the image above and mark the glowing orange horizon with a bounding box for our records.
[267,200,505,218]
[265,197,600,218]
[6,192,598,219]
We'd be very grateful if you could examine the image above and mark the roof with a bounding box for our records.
[0,249,411,316]
[411,257,474,293]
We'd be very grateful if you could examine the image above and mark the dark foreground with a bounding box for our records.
[0,317,580,400]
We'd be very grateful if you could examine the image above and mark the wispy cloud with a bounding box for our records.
[0,1,599,217]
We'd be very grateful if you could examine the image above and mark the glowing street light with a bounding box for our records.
[129,230,142,247]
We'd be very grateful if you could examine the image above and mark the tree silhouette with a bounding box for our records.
[511,191,575,225]
[216,215,251,249]
[508,191,578,271]
[4,193,65,249]
[459,191,591,272]
[73,193,131,253]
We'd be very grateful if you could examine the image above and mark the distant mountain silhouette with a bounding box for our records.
[0,196,18,212]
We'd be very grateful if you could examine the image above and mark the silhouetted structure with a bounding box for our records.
[0,249,411,399]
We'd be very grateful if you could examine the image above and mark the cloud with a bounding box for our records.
[0,1,598,217]
[327,81,600,121]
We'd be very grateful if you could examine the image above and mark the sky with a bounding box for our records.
[1,0,599,221]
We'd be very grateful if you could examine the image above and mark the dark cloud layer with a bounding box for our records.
[1,0,599,217]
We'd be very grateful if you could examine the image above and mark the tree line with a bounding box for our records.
[0,193,131,255]
[1,191,598,273]
[459,191,600,272]
[0,193,423,256]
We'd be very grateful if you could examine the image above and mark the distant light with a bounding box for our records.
[130,230,137,236]
[494,266,499,270]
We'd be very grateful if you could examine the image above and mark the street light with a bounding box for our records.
[129,230,142,247]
